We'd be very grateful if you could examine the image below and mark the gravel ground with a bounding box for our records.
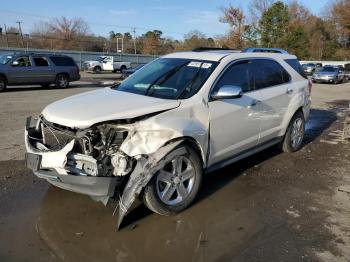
[0,80,349,261]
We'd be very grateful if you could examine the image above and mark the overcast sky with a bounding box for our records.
[0,0,330,39]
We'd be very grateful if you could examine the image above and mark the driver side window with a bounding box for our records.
[14,56,31,67]
[214,60,254,94]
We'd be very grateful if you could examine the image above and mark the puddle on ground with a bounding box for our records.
[38,176,264,262]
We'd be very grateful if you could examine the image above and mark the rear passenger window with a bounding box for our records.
[33,57,49,67]
[50,56,75,66]
[284,59,307,79]
[214,60,254,93]
[252,59,290,89]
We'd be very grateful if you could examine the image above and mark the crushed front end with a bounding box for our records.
[25,116,133,204]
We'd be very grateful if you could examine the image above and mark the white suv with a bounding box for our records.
[25,48,311,226]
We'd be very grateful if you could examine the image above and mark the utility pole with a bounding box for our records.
[16,21,25,48]
[4,24,9,48]
[132,27,137,54]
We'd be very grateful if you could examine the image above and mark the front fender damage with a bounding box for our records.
[117,140,184,228]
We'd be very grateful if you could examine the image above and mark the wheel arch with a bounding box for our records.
[0,73,8,84]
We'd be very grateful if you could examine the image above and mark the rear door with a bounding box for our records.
[208,59,262,165]
[252,59,293,143]
[32,56,55,83]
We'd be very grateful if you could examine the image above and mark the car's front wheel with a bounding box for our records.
[55,74,69,88]
[281,111,305,153]
[0,76,7,92]
[142,146,202,215]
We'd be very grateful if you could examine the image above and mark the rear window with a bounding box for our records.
[285,59,307,79]
[49,56,76,67]
[33,57,49,67]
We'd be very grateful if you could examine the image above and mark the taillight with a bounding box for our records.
[76,65,80,75]
[308,79,312,93]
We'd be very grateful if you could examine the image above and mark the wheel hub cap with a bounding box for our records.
[156,155,195,206]
[291,118,303,148]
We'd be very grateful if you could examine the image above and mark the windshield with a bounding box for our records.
[0,55,13,65]
[320,66,336,72]
[115,58,217,99]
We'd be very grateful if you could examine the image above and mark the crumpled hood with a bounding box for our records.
[42,87,180,129]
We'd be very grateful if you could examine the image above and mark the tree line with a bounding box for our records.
[1,0,350,60]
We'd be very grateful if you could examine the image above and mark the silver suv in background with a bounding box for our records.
[25,48,311,227]
[312,65,346,84]
[0,53,80,91]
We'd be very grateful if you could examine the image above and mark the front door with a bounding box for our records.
[208,60,262,166]
[6,56,36,84]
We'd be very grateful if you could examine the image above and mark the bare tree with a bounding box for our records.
[248,0,275,25]
[220,5,245,48]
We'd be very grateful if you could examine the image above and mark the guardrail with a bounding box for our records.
[0,47,159,68]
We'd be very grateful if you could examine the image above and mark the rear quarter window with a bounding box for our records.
[49,56,76,67]
[285,59,307,79]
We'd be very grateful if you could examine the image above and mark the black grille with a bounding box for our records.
[42,126,84,152]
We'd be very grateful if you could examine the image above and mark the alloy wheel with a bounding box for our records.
[156,156,195,206]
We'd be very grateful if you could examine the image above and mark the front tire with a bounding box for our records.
[281,111,305,153]
[120,65,127,73]
[0,76,7,92]
[142,146,202,215]
[55,74,69,89]
[93,66,102,74]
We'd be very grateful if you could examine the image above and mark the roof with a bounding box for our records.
[163,50,296,62]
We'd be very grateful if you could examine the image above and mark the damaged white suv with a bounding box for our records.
[25,48,311,226]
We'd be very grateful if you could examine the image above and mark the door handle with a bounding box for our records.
[286,88,294,94]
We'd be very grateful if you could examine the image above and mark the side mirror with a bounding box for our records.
[211,85,243,100]
[11,61,19,67]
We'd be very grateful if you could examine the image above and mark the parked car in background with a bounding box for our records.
[312,65,346,84]
[83,56,131,73]
[302,63,316,75]
[25,48,311,227]
[121,64,145,79]
[342,64,350,80]
[0,53,80,91]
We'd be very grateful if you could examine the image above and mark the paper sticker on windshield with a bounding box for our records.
[188,62,202,68]
[202,63,212,69]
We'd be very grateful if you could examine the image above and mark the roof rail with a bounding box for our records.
[242,47,289,54]
[192,47,238,52]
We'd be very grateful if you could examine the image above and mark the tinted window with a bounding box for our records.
[214,60,254,93]
[33,57,49,67]
[252,59,290,89]
[50,56,75,66]
[285,59,307,79]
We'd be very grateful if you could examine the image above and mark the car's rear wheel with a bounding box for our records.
[281,111,305,153]
[142,146,202,215]
[55,74,69,88]
[0,76,7,92]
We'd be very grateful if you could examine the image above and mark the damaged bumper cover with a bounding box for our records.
[25,117,118,203]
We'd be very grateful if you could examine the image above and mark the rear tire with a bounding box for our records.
[0,76,7,92]
[55,74,69,89]
[142,146,202,216]
[281,111,305,153]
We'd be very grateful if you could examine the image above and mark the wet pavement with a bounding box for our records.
[1,83,350,261]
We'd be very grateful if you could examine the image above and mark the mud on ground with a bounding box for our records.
[0,83,350,261]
